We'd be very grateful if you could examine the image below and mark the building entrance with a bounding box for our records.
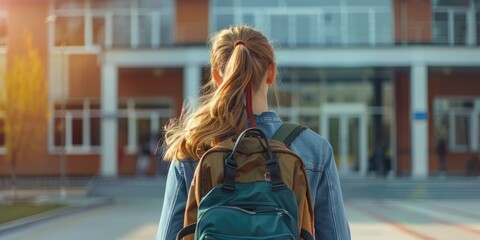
[321,104,368,177]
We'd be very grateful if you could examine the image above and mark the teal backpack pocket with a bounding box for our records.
[198,206,296,240]
[195,182,299,240]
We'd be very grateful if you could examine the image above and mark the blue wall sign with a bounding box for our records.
[413,111,428,121]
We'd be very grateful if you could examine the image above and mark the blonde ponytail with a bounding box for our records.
[163,26,276,161]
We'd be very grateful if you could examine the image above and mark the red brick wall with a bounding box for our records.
[394,67,480,176]
[393,0,432,44]
[394,68,411,176]
[428,68,480,174]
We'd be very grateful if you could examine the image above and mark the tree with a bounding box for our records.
[0,33,48,200]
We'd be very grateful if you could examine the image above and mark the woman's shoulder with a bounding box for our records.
[290,127,333,170]
[296,128,331,149]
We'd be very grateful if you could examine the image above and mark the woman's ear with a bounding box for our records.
[266,63,276,85]
[212,68,222,85]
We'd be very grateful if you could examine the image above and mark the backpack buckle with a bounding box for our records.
[264,172,271,182]
[221,183,235,193]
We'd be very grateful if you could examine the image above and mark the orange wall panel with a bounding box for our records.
[7,0,48,69]
[175,0,209,44]
[118,68,184,115]
[68,54,101,98]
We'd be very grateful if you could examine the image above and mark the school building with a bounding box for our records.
[0,0,479,178]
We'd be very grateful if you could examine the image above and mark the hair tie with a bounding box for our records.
[234,40,246,48]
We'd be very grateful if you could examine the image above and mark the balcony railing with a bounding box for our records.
[52,7,174,50]
[211,5,479,47]
[46,2,479,49]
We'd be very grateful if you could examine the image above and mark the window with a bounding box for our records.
[433,12,449,44]
[52,100,99,152]
[434,98,480,152]
[477,7,480,44]
[55,16,85,46]
[50,98,174,154]
[53,0,174,48]
[296,15,318,46]
[433,0,471,7]
[432,0,477,46]
[111,15,131,47]
[210,0,393,47]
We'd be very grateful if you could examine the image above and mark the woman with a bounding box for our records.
[156,26,350,240]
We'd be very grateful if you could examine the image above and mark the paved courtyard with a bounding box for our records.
[1,196,479,240]
[346,199,480,240]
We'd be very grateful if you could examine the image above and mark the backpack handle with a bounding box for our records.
[222,128,285,193]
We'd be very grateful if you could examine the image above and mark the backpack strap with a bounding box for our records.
[176,223,196,240]
[271,123,307,147]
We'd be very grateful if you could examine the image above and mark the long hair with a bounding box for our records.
[163,26,276,161]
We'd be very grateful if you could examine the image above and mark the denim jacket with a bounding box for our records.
[156,112,351,240]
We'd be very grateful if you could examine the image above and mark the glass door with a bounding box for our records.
[321,104,368,177]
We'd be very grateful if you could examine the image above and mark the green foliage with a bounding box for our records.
[0,32,49,200]
[0,33,48,161]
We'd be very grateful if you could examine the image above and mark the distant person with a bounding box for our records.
[136,137,151,176]
[436,138,447,175]
[370,139,387,177]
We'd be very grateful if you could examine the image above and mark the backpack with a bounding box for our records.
[176,123,315,240]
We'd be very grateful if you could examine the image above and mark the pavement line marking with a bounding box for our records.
[377,200,480,236]
[411,200,480,221]
[346,201,436,240]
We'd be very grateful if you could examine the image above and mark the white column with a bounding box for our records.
[101,64,118,176]
[410,63,429,178]
[183,65,201,105]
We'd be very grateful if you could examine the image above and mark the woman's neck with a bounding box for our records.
[252,88,269,114]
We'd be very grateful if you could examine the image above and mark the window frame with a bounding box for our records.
[48,98,174,155]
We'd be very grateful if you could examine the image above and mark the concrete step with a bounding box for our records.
[0,177,92,189]
[37,176,479,199]
[85,177,167,198]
